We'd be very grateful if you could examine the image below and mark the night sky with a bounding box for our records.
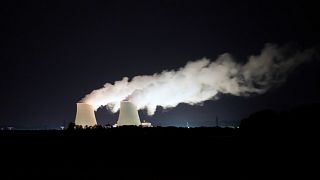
[1,0,319,129]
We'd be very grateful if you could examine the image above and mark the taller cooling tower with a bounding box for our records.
[117,101,141,126]
[75,103,97,127]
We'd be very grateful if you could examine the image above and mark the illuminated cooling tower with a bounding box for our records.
[117,101,141,126]
[75,103,97,127]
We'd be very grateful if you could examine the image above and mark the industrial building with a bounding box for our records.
[75,101,152,128]
[74,103,97,127]
[116,101,141,126]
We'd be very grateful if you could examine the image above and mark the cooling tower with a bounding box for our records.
[117,101,141,126]
[75,103,97,127]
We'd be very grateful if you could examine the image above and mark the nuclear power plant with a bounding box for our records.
[116,101,141,126]
[74,101,151,127]
[75,103,97,127]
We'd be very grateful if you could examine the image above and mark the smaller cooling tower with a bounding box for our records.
[117,101,141,126]
[75,103,97,127]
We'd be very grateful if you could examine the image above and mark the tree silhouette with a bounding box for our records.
[67,122,75,130]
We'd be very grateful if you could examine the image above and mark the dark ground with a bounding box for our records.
[1,127,243,179]
[0,103,319,179]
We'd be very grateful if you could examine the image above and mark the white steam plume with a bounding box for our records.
[81,44,315,115]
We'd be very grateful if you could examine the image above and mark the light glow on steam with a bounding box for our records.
[81,44,315,115]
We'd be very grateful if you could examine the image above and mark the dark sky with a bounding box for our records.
[1,0,319,129]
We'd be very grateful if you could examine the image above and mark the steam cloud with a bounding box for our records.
[82,44,315,115]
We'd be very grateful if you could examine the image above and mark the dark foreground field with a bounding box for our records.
[1,127,245,179]
[0,127,308,179]
[1,104,318,179]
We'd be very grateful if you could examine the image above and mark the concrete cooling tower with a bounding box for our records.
[117,101,141,126]
[75,103,97,127]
